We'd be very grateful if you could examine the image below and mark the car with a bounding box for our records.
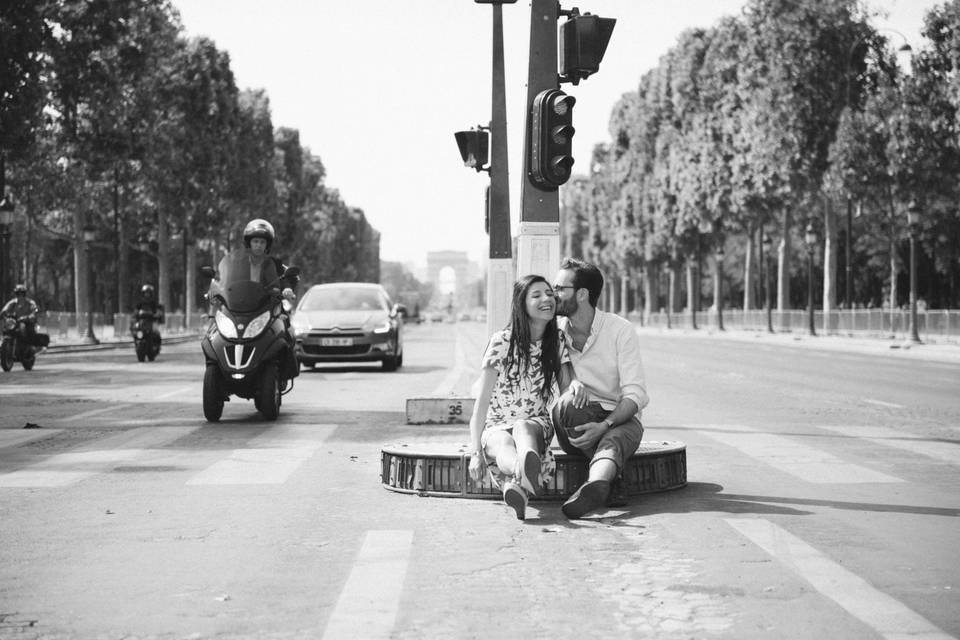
[291,282,405,371]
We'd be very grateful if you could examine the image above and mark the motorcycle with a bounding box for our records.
[199,252,301,422]
[0,315,48,372]
[131,308,163,362]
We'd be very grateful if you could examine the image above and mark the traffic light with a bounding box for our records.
[454,128,489,172]
[530,88,576,189]
[559,12,616,85]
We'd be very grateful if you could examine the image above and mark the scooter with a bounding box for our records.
[0,315,48,372]
[131,308,163,362]
[199,254,300,422]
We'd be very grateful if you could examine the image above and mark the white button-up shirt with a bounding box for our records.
[558,309,649,419]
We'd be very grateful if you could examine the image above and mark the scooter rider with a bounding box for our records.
[240,218,299,378]
[1,284,39,338]
[134,284,165,324]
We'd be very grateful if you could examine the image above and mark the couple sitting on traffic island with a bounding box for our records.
[467,258,648,521]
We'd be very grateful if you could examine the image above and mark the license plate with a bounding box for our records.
[320,337,353,346]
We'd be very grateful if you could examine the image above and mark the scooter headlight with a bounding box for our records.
[243,310,272,339]
[214,309,238,339]
[135,330,144,339]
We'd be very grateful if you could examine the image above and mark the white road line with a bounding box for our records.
[430,327,469,397]
[55,404,128,422]
[820,425,960,465]
[862,398,905,409]
[186,424,335,485]
[155,385,193,400]
[726,518,953,640]
[0,429,62,449]
[696,424,904,484]
[321,530,413,640]
[0,427,195,488]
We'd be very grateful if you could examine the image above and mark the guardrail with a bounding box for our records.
[641,308,959,342]
[37,312,209,343]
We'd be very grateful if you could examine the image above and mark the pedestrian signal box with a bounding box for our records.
[560,13,616,84]
[454,128,490,172]
[530,89,576,189]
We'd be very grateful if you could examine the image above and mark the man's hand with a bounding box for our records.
[569,421,608,449]
[282,287,296,301]
[566,380,587,408]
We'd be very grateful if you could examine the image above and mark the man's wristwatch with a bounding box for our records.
[602,418,614,430]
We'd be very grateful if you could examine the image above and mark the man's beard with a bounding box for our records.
[556,296,578,317]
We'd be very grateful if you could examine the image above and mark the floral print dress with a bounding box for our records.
[479,328,570,487]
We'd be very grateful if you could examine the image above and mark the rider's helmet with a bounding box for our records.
[13,284,27,295]
[140,284,155,300]
[242,219,275,253]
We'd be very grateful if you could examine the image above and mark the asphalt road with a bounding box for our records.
[0,322,958,639]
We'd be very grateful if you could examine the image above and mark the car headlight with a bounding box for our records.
[243,310,272,339]
[291,315,311,337]
[372,320,392,335]
[215,309,238,339]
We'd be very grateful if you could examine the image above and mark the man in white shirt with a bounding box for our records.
[552,258,649,518]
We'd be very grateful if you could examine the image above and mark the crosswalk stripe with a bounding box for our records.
[0,429,62,449]
[186,424,335,485]
[0,427,195,488]
[726,518,953,640]
[321,530,413,639]
[696,424,904,484]
[819,425,960,465]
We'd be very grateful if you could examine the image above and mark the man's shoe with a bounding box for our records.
[607,478,628,508]
[518,449,541,497]
[503,482,527,520]
[562,480,610,519]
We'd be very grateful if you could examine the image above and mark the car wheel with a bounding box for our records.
[382,354,398,372]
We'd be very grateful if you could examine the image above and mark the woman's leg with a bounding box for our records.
[483,430,518,479]
[511,420,544,495]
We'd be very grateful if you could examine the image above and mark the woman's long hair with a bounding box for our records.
[505,274,561,401]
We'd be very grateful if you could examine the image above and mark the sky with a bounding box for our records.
[170,0,937,270]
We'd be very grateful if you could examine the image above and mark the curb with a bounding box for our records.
[45,333,201,354]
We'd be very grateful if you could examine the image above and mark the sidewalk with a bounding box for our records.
[635,325,960,365]
[44,331,200,353]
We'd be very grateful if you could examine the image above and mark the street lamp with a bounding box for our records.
[804,221,818,336]
[761,231,774,333]
[906,200,923,344]
[0,195,15,300]
[81,225,99,345]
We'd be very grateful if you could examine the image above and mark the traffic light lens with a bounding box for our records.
[553,101,569,116]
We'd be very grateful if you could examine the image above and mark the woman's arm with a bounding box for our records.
[467,366,498,482]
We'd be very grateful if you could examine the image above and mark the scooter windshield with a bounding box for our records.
[209,251,278,314]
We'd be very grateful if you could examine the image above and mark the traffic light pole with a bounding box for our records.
[518,0,561,281]
[487,2,512,336]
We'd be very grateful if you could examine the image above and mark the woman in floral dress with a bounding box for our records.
[468,274,584,520]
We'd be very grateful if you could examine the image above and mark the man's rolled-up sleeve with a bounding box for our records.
[616,325,649,413]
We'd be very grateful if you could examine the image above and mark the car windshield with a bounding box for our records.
[300,287,387,312]
[207,250,280,313]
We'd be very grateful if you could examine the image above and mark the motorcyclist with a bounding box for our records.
[134,284,165,324]
[1,284,39,338]
[238,218,300,379]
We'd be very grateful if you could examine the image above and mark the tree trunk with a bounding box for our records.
[186,238,196,329]
[777,208,792,311]
[888,238,898,321]
[743,227,754,310]
[686,255,697,329]
[158,213,171,313]
[643,262,655,320]
[73,209,88,323]
[823,201,837,331]
[619,274,629,317]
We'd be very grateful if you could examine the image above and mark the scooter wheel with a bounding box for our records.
[22,355,35,371]
[203,364,225,422]
[257,363,281,421]
[0,344,13,372]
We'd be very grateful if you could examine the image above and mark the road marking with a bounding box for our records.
[0,429,62,449]
[0,427,195,488]
[726,518,953,640]
[697,424,904,484]
[820,425,960,465]
[155,385,193,400]
[186,424,335,485]
[430,327,469,397]
[321,530,413,639]
[862,398,905,409]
